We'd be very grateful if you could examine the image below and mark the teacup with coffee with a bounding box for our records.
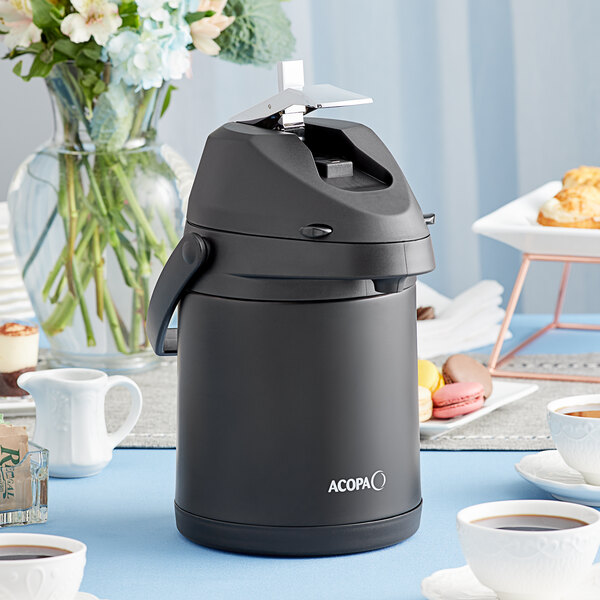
[548,394,600,485]
[457,499,600,600]
[0,532,86,600]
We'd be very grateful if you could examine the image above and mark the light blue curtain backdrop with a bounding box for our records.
[2,0,600,313]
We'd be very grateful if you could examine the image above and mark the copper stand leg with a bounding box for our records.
[553,262,571,325]
[488,255,531,371]
[488,253,600,384]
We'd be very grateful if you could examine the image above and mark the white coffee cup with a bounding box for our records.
[457,499,600,600]
[547,395,600,485]
[0,533,86,600]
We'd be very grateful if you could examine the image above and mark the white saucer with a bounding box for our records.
[422,563,600,599]
[516,450,600,506]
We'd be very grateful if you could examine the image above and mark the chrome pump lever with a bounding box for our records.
[230,60,373,131]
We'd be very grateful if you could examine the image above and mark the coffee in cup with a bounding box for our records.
[0,545,71,560]
[563,408,600,417]
[471,514,587,532]
[457,499,600,600]
[0,533,86,600]
[548,395,600,485]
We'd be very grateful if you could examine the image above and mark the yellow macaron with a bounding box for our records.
[433,369,445,393]
[418,360,444,393]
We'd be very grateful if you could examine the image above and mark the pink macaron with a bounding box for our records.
[432,381,485,420]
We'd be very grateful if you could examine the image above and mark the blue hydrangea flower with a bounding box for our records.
[105,3,192,90]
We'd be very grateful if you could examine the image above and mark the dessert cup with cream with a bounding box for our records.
[0,321,39,397]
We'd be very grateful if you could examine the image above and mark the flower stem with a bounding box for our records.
[43,214,94,302]
[108,227,140,291]
[72,261,95,347]
[111,162,167,263]
[130,89,157,139]
[129,222,151,351]
[42,230,104,336]
[43,292,78,337]
[43,261,93,336]
[57,155,68,219]
[104,287,129,354]
[137,226,151,349]
[82,156,109,217]
[158,205,180,249]
[92,228,104,320]
[129,290,142,352]
[42,208,91,301]
[64,154,78,296]
[50,276,66,305]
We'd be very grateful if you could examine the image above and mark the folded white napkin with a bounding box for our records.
[416,280,509,359]
[0,202,35,320]
[0,289,31,303]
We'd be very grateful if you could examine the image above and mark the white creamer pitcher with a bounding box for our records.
[18,368,143,478]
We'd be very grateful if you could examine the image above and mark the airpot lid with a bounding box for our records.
[186,61,433,245]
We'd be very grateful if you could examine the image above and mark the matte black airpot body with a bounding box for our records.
[147,60,435,556]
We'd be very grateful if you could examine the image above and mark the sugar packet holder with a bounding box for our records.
[0,422,48,526]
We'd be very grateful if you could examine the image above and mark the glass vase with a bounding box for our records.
[7,63,191,372]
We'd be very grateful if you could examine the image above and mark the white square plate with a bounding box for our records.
[472,181,600,257]
[420,380,538,439]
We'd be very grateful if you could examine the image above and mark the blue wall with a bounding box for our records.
[309,0,600,313]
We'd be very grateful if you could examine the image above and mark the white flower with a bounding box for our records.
[190,0,234,56]
[0,0,41,50]
[137,0,169,22]
[60,0,122,46]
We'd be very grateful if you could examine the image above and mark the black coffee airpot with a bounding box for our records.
[147,60,435,556]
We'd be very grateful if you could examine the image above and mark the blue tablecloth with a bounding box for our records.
[11,314,600,599]
[21,450,553,600]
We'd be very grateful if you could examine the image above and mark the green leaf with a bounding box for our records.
[117,232,137,257]
[117,0,139,27]
[81,70,98,87]
[5,42,45,59]
[78,65,106,106]
[81,44,103,61]
[185,10,215,25]
[14,54,54,81]
[121,14,140,28]
[90,82,135,151]
[216,0,295,67]
[160,84,177,118]
[75,42,104,70]
[30,0,63,31]
[40,47,53,63]
[92,79,106,96]
[53,39,79,60]
[119,1,138,16]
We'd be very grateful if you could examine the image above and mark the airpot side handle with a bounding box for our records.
[146,233,208,356]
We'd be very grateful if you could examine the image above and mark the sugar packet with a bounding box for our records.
[0,422,31,511]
